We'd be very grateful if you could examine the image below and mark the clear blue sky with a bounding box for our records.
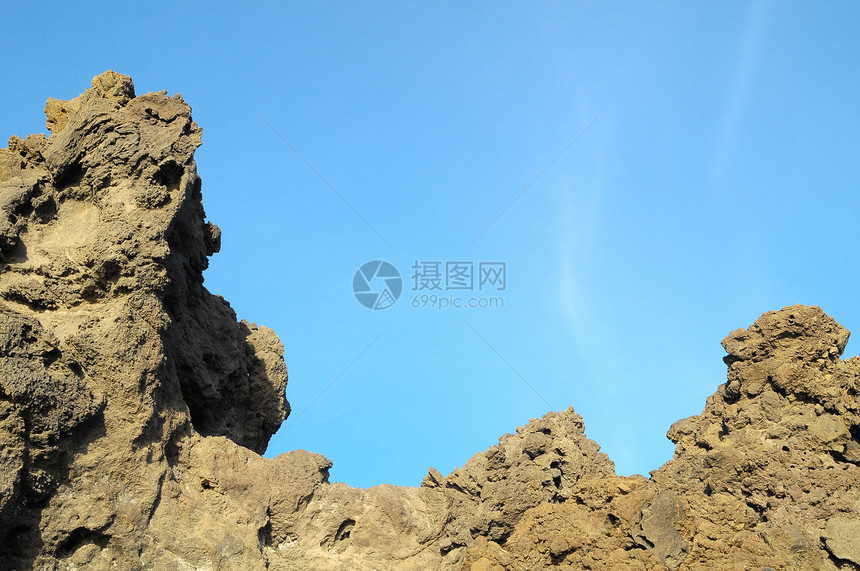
[2,2,858,487]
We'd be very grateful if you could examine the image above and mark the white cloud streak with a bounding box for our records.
[713,0,770,180]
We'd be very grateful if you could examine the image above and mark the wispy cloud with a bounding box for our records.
[555,140,607,350]
[713,0,770,179]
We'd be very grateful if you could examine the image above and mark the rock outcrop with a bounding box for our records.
[463,306,860,570]
[2,72,860,570]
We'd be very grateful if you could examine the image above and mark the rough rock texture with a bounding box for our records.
[462,306,860,570]
[2,73,860,570]
[0,71,291,568]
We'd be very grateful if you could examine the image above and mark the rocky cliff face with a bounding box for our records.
[1,73,859,570]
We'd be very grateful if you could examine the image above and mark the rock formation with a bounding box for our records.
[463,307,860,570]
[1,72,859,570]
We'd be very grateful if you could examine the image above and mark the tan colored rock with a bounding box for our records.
[460,305,860,570]
[632,491,689,569]
[0,71,289,569]
[822,517,860,565]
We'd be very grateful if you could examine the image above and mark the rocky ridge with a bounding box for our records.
[1,72,859,570]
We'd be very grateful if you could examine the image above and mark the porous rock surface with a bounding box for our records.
[1,73,859,570]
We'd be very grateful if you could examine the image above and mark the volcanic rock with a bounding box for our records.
[2,72,859,570]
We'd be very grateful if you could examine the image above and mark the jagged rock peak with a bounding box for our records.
[1,71,290,567]
[466,306,860,570]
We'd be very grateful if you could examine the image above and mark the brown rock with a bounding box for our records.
[822,517,860,565]
[0,71,290,568]
[632,491,689,569]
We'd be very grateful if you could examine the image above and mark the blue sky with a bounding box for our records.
[2,2,858,487]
